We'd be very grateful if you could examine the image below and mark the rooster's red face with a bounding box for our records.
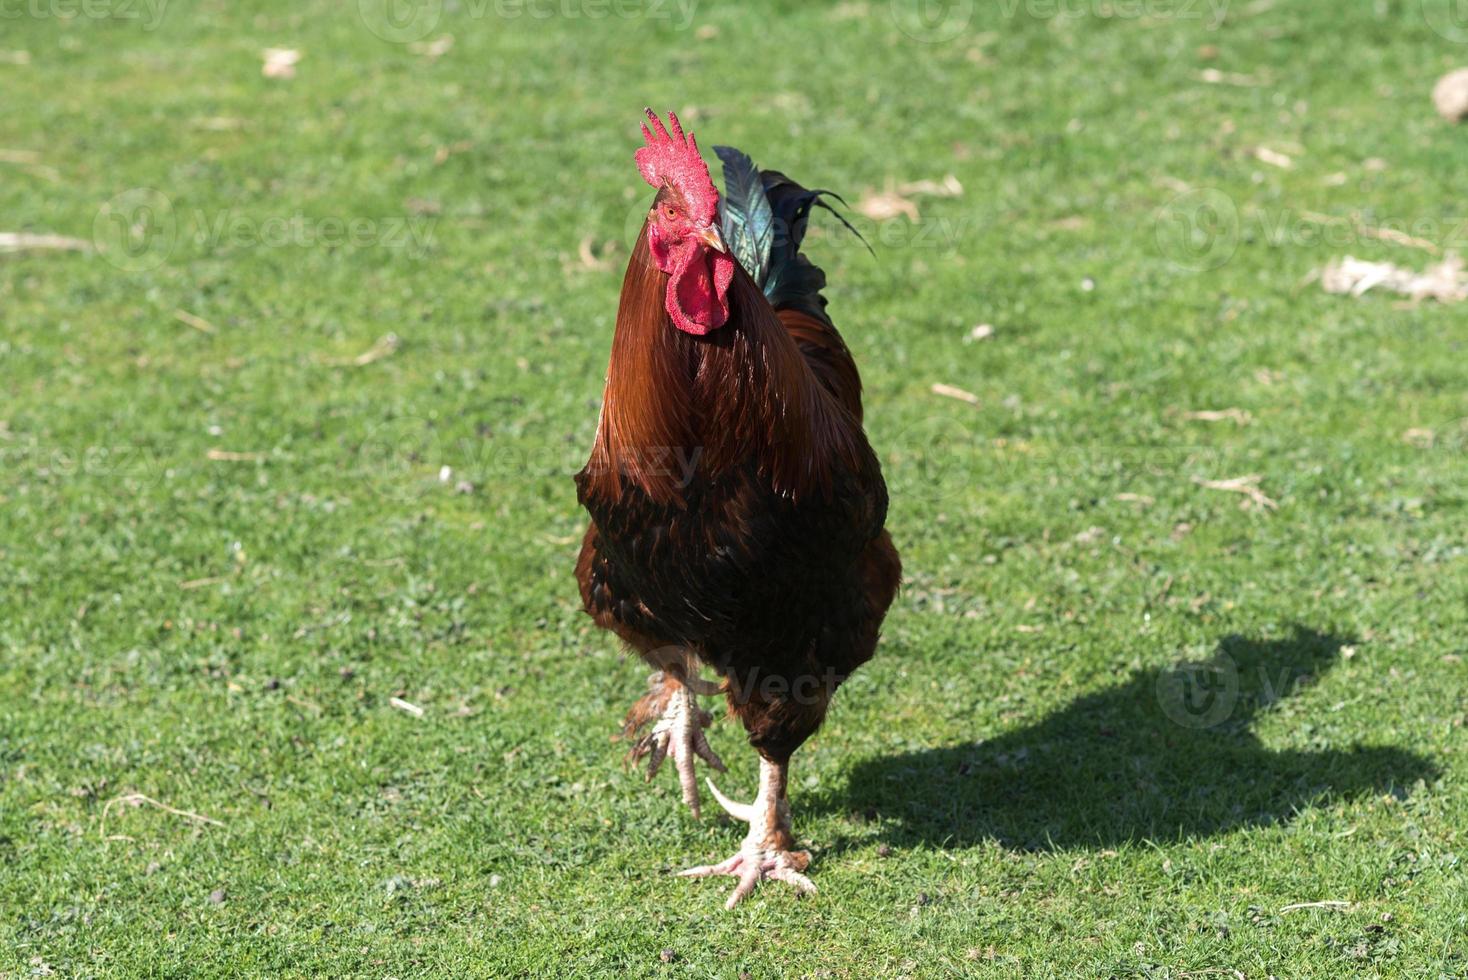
[635,109,734,336]
[647,187,726,260]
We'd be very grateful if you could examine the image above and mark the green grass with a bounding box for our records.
[3,0,1468,975]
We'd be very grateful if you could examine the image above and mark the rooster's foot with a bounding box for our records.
[627,674,725,818]
[678,841,815,910]
[678,761,815,908]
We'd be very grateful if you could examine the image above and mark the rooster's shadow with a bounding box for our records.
[814,626,1436,852]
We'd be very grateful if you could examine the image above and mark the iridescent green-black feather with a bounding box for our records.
[714,146,869,327]
[712,145,773,286]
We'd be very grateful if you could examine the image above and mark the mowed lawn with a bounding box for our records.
[3,0,1467,975]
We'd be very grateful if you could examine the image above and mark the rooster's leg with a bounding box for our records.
[625,670,725,818]
[679,756,815,908]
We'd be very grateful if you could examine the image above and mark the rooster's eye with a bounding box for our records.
[662,205,678,220]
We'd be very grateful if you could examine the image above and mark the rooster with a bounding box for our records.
[575,109,900,908]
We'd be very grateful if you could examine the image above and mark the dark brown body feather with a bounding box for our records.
[575,227,900,763]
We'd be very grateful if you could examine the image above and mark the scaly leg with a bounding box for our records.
[679,756,815,908]
[625,671,726,818]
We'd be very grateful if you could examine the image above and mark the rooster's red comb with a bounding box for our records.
[634,108,719,222]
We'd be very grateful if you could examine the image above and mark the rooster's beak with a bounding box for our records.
[697,224,727,253]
